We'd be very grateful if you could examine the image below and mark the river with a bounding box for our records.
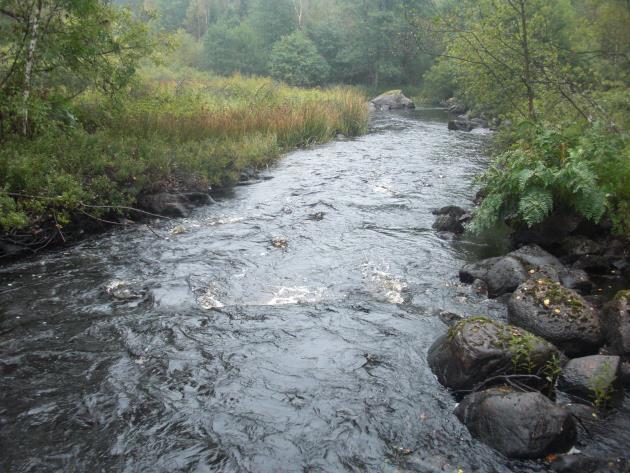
[1,110,628,472]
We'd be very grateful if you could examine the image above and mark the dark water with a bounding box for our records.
[1,110,628,473]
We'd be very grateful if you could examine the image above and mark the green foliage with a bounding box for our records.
[0,74,368,232]
[470,123,629,236]
[203,23,265,75]
[589,360,617,410]
[270,32,330,87]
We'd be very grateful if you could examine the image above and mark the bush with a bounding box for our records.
[471,122,630,237]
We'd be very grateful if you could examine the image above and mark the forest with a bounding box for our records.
[0,0,628,247]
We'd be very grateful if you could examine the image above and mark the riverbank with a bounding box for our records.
[0,74,368,260]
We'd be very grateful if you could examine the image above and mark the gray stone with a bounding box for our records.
[427,318,560,391]
[455,388,576,459]
[370,90,415,111]
[508,278,603,356]
[558,355,624,407]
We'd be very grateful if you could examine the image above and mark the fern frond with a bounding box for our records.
[518,187,554,227]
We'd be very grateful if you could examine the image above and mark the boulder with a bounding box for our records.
[370,90,415,111]
[558,355,624,407]
[432,206,469,234]
[137,192,194,218]
[432,214,464,234]
[560,236,603,263]
[454,387,576,459]
[602,291,630,355]
[511,212,582,247]
[446,97,466,115]
[508,278,603,356]
[448,118,474,132]
[573,254,613,274]
[460,256,529,298]
[427,317,561,391]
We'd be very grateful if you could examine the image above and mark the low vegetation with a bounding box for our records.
[0,73,367,237]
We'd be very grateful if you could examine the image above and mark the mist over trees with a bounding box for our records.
[113,0,436,88]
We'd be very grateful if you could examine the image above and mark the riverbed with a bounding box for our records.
[1,110,628,472]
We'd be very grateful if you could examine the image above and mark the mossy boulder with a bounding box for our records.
[508,278,603,357]
[602,291,630,356]
[558,355,624,408]
[455,387,577,459]
[427,317,561,391]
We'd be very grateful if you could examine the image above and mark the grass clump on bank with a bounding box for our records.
[0,74,368,241]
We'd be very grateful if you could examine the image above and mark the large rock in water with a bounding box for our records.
[602,291,630,355]
[427,317,561,391]
[455,387,577,459]
[508,278,603,356]
[460,244,593,298]
[370,90,415,111]
[431,206,469,234]
[558,355,624,407]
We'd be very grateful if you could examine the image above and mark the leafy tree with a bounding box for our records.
[0,0,151,138]
[203,23,265,75]
[269,31,330,86]
[249,0,296,51]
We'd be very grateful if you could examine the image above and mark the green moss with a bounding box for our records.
[447,316,496,340]
[614,290,630,301]
[521,278,585,318]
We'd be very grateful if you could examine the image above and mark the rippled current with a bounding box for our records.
[1,110,628,473]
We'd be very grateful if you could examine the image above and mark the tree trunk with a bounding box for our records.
[518,0,536,121]
[22,0,43,136]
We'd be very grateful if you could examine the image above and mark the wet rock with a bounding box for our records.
[427,317,561,391]
[454,387,576,459]
[472,278,488,297]
[181,191,212,206]
[560,236,603,263]
[370,90,415,111]
[271,237,288,249]
[447,97,466,115]
[558,355,624,407]
[448,117,474,132]
[432,205,467,218]
[137,192,193,218]
[510,244,564,271]
[0,241,29,259]
[508,278,603,357]
[602,291,630,355]
[559,268,593,294]
[551,454,629,473]
[620,357,630,387]
[432,214,465,234]
[105,280,148,302]
[437,310,463,327]
[573,254,613,274]
[460,256,528,298]
[511,212,582,247]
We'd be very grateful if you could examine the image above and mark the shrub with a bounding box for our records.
[471,122,630,236]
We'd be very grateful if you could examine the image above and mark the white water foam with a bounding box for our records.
[266,286,326,306]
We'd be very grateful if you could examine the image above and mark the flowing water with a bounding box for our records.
[1,110,628,473]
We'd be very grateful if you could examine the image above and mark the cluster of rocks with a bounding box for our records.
[445,98,495,132]
[428,206,629,462]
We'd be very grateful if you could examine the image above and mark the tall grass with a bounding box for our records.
[0,73,369,233]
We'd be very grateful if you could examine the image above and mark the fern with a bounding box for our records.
[470,121,629,236]
[518,187,554,226]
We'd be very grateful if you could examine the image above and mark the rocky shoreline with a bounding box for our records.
[430,200,630,469]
